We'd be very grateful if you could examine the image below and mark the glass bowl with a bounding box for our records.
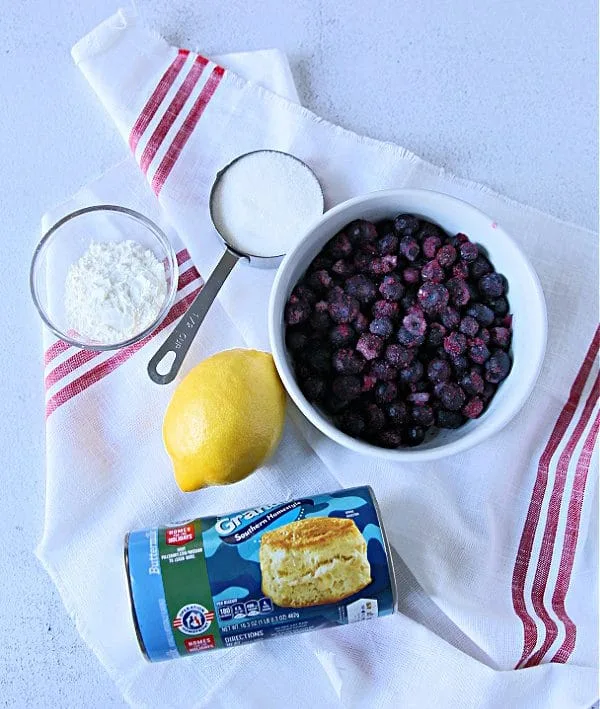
[30,205,179,350]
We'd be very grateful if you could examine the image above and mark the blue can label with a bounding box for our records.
[125,486,396,661]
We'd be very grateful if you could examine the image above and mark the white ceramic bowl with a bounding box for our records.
[268,189,547,461]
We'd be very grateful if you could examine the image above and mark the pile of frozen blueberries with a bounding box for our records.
[284,214,513,448]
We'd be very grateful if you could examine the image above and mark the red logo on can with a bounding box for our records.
[165,524,195,546]
[184,636,215,652]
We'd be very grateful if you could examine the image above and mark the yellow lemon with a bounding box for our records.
[163,349,286,492]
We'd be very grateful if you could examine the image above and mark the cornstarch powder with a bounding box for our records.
[211,151,323,257]
[65,240,167,344]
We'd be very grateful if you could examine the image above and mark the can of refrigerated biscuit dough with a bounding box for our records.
[124,486,396,661]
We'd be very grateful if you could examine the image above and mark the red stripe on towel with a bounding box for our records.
[511,326,599,667]
[551,411,600,662]
[139,56,208,174]
[129,49,190,153]
[151,64,224,195]
[45,284,202,419]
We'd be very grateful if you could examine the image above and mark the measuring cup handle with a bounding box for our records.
[148,249,241,385]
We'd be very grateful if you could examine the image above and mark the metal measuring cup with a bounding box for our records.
[148,150,324,385]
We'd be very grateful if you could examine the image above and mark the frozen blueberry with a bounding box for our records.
[364,403,386,432]
[452,260,470,279]
[369,318,394,340]
[423,235,442,259]
[485,350,511,383]
[328,232,353,259]
[346,219,378,244]
[404,426,426,447]
[331,259,355,277]
[377,428,404,448]
[396,327,425,348]
[362,373,377,392]
[386,401,408,424]
[403,308,427,336]
[462,397,484,419]
[369,255,398,275]
[411,404,434,427]
[459,241,479,262]
[489,296,509,316]
[399,360,424,384]
[437,382,466,411]
[379,273,405,301]
[402,267,421,284]
[286,329,308,352]
[370,317,394,339]
[329,323,356,348]
[305,346,332,375]
[337,409,366,437]
[400,236,420,261]
[353,251,372,271]
[332,375,361,401]
[333,348,365,375]
[427,358,451,383]
[467,303,495,326]
[482,382,496,400]
[459,316,479,337]
[436,408,465,429]
[478,328,491,344]
[441,307,460,330]
[479,273,506,298]
[385,344,414,368]
[292,284,317,305]
[501,314,513,329]
[327,292,359,324]
[356,333,384,360]
[426,323,447,349]
[372,299,400,320]
[302,376,326,402]
[345,274,377,303]
[377,233,399,255]
[353,312,369,334]
[436,244,457,267]
[408,391,431,406]
[446,277,471,306]
[370,360,398,382]
[421,259,444,283]
[285,298,311,325]
[375,381,398,404]
[310,308,332,331]
[309,254,334,272]
[394,213,420,235]
[450,354,468,373]
[468,338,491,364]
[470,255,492,279]
[307,269,333,293]
[460,370,485,395]
[417,282,449,315]
[444,332,467,356]
[490,326,511,349]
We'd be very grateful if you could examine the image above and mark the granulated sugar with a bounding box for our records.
[65,240,167,344]
[211,151,323,257]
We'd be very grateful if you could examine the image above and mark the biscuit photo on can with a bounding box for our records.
[259,517,372,608]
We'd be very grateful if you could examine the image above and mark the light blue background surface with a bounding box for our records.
[0,1,596,706]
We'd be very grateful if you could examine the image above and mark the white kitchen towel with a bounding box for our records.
[37,8,599,709]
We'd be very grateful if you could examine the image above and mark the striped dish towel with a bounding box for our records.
[37,8,598,709]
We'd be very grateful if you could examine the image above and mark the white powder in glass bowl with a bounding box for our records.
[65,240,167,344]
